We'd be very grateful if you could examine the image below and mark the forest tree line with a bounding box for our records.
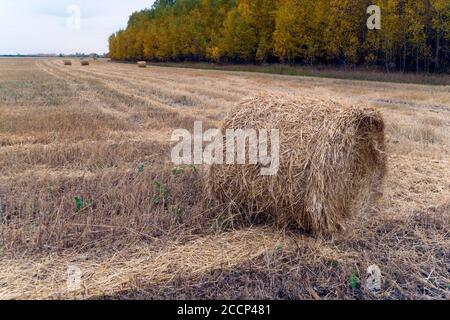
[109,0,450,73]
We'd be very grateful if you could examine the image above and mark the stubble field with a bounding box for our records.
[0,58,449,299]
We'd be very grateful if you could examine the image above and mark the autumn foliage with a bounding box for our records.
[109,0,450,73]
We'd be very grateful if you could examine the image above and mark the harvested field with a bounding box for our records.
[0,58,449,300]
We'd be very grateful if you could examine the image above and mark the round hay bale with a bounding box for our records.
[63,60,72,66]
[80,60,90,66]
[208,94,386,235]
[137,61,147,68]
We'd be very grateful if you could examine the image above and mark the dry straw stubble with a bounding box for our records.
[208,94,387,235]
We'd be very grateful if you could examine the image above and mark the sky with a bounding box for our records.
[0,0,154,55]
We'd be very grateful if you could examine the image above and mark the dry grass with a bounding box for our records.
[0,227,291,299]
[144,62,450,86]
[0,58,449,300]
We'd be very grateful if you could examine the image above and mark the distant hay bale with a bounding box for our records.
[137,61,147,68]
[63,60,72,66]
[208,94,386,235]
[80,60,90,66]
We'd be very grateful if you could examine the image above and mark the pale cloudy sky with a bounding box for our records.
[0,0,154,55]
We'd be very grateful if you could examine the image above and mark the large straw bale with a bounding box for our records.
[208,94,386,235]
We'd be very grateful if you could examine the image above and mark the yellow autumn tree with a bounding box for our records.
[108,0,449,73]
